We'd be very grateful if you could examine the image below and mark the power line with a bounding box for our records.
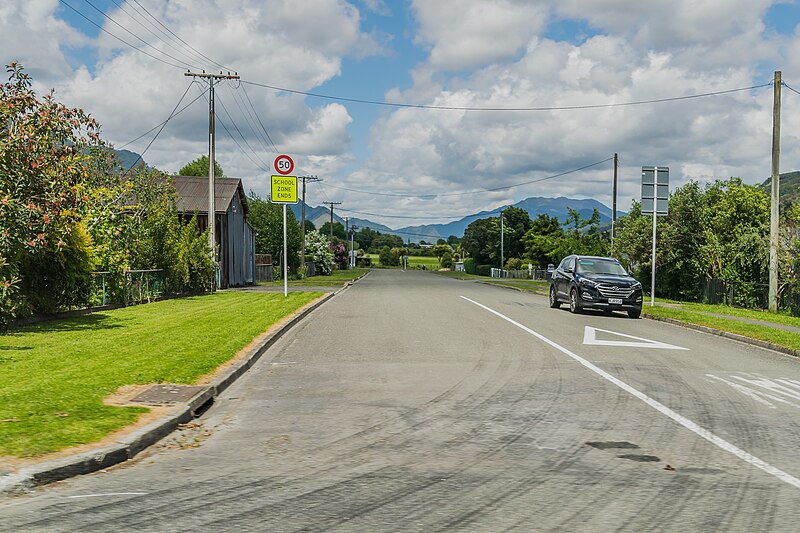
[225,83,277,159]
[130,0,234,73]
[125,81,196,171]
[107,0,209,70]
[240,79,771,112]
[118,83,207,149]
[58,0,187,70]
[214,92,272,171]
[238,81,281,154]
[82,0,199,70]
[783,81,800,97]
[323,156,614,199]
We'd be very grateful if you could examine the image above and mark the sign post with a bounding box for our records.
[271,155,297,297]
[641,166,669,307]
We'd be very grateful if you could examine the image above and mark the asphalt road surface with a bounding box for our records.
[3,269,800,532]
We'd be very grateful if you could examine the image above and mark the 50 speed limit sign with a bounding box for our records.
[274,154,294,175]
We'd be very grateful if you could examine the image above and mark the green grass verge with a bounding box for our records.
[643,305,800,352]
[431,270,549,293]
[366,254,441,269]
[0,291,323,457]
[260,268,369,287]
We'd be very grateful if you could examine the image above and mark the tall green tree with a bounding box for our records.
[522,214,563,268]
[178,155,224,178]
[319,221,346,241]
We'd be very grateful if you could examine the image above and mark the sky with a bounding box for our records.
[3,0,800,229]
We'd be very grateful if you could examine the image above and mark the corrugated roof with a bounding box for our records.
[171,176,248,215]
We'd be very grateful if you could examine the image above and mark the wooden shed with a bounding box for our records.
[171,176,256,288]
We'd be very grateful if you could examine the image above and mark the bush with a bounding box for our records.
[464,257,477,274]
[476,264,492,277]
[441,251,453,269]
[505,257,523,270]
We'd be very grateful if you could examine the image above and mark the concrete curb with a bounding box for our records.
[643,313,800,359]
[0,276,366,495]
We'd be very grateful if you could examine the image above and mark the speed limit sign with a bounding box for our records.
[274,154,294,175]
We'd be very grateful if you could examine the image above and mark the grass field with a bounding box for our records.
[261,268,369,287]
[0,291,323,457]
[366,254,441,269]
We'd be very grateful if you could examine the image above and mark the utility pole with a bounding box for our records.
[500,211,504,278]
[185,70,239,291]
[612,152,618,256]
[350,225,358,269]
[769,70,782,312]
[323,201,341,248]
[298,175,322,267]
[344,217,350,270]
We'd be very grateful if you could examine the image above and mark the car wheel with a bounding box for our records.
[549,285,560,308]
[628,308,642,319]
[569,288,581,314]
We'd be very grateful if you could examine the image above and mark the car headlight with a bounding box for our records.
[579,278,599,288]
[631,281,642,290]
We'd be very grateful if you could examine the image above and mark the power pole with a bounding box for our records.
[500,211,504,277]
[344,217,350,270]
[769,70,782,312]
[612,152,618,256]
[323,201,341,248]
[184,70,239,291]
[350,225,358,269]
[298,175,322,267]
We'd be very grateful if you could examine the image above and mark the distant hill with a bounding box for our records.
[759,171,800,203]
[110,149,146,171]
[294,196,624,243]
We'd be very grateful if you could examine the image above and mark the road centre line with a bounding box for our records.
[460,295,800,490]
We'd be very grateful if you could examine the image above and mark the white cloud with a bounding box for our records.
[411,0,548,70]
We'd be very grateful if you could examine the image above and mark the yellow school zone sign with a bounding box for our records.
[271,175,298,204]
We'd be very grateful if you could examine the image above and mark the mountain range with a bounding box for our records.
[290,197,624,243]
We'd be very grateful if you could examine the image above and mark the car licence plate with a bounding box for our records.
[608,298,623,305]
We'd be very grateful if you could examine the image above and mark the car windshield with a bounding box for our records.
[575,259,627,276]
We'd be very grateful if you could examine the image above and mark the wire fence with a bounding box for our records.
[700,279,800,316]
[490,268,549,280]
[91,270,174,307]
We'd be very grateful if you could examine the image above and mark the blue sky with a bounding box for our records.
[4,1,800,227]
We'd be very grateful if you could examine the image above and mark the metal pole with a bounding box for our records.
[283,204,288,297]
[651,167,658,306]
[500,212,504,277]
[612,152,618,256]
[769,71,781,312]
[301,177,306,265]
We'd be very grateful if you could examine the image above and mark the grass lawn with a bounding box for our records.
[366,254,441,269]
[0,291,323,457]
[643,303,800,352]
[432,270,549,293]
[260,267,369,287]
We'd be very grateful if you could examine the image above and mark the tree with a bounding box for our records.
[522,214,563,268]
[247,192,301,271]
[178,155,224,178]
[355,227,378,250]
[319,221,346,241]
[500,206,533,260]
[0,63,109,323]
[462,217,496,264]
[372,232,404,251]
[432,244,451,264]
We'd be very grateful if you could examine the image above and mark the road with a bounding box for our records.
[3,269,800,531]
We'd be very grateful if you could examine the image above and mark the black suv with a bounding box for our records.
[549,255,643,318]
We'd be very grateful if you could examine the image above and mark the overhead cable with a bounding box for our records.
[125,81,196,171]
[118,83,207,149]
[58,0,188,70]
[240,80,772,112]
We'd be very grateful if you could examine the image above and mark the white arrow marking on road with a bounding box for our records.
[583,326,689,350]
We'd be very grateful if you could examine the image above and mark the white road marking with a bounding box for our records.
[583,326,689,350]
[67,492,147,499]
[461,295,800,490]
[706,373,800,410]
